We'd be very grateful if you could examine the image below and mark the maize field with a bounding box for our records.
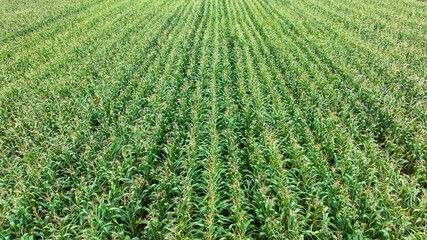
[0,0,426,238]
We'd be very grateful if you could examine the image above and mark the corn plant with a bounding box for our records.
[0,0,426,239]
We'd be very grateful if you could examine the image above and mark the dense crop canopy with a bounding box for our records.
[0,0,426,238]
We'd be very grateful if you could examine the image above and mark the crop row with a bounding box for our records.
[0,0,425,239]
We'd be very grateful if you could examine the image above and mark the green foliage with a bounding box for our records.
[0,0,426,238]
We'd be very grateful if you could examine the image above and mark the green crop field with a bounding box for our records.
[0,0,426,238]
